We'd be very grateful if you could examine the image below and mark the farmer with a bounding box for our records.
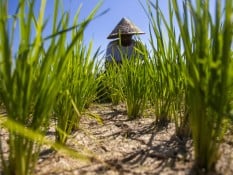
[105,17,145,67]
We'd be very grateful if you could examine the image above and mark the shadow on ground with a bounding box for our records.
[73,105,193,175]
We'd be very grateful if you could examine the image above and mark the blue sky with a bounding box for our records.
[75,0,154,52]
[8,0,171,58]
[80,0,150,52]
[8,0,217,60]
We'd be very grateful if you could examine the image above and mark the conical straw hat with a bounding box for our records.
[107,17,145,39]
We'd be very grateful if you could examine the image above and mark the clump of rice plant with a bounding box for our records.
[0,0,100,174]
[54,37,102,144]
[145,0,233,171]
[144,0,189,130]
[120,45,150,119]
[102,42,150,119]
[102,61,124,105]
[172,0,233,171]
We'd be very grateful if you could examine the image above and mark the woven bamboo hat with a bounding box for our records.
[107,17,145,39]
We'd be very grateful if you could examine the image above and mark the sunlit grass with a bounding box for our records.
[121,54,150,119]
[144,0,233,171]
[103,43,150,119]
[171,0,233,171]
[0,0,101,174]
[54,38,102,144]
[143,0,189,133]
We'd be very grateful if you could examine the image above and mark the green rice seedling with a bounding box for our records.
[102,60,124,105]
[103,42,149,118]
[119,45,151,119]
[54,36,102,144]
[172,0,233,171]
[229,52,233,122]
[95,73,112,103]
[0,0,100,174]
[143,0,188,130]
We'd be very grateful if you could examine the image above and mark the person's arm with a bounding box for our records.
[105,41,122,64]
[106,43,113,62]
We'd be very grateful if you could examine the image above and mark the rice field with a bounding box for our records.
[0,0,233,174]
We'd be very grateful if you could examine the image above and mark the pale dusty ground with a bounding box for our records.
[34,103,233,175]
[0,103,233,175]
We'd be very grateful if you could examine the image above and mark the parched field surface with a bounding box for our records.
[32,103,233,175]
[0,103,230,175]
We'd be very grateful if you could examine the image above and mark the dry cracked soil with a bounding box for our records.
[1,103,233,175]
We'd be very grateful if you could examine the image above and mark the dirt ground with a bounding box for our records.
[0,103,232,175]
[33,103,233,175]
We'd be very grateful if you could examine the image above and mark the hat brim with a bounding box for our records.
[107,18,145,39]
[107,32,145,39]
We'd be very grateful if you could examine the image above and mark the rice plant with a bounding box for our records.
[102,60,124,105]
[120,45,151,119]
[0,0,100,174]
[54,36,102,144]
[143,1,189,132]
[144,0,233,171]
[171,0,233,171]
[102,41,150,119]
